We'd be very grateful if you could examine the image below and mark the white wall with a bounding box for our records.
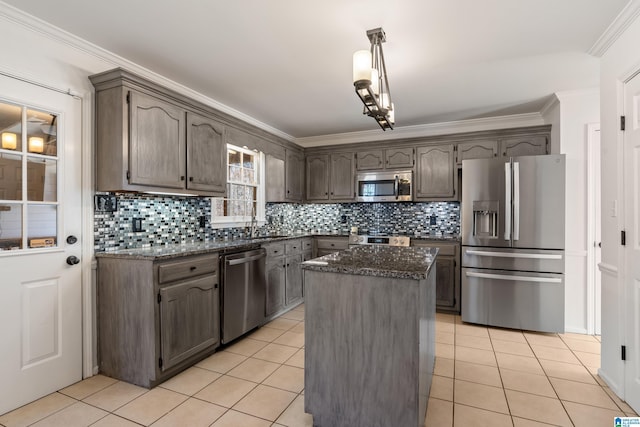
[543,89,600,334]
[599,8,640,398]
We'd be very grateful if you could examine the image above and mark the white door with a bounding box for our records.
[624,71,640,413]
[0,74,83,415]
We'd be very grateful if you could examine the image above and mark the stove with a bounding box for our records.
[348,234,411,247]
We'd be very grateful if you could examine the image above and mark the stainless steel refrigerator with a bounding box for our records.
[461,154,565,333]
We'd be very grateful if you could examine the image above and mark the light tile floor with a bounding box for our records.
[0,305,637,427]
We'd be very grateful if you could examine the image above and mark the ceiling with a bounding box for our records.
[1,0,630,139]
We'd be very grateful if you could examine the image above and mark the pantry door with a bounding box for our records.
[0,74,83,415]
[624,71,640,413]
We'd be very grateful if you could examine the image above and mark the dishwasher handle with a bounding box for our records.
[225,252,266,266]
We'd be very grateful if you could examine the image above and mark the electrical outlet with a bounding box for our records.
[199,216,206,228]
[430,215,437,226]
[341,215,347,223]
[132,218,143,232]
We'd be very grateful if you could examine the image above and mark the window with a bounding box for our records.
[211,144,265,228]
[0,101,59,251]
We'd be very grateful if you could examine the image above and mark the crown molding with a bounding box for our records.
[0,1,295,142]
[295,112,545,148]
[588,0,640,57]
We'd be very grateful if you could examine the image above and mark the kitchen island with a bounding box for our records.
[302,245,438,427]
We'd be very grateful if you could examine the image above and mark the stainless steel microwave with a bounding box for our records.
[356,170,413,202]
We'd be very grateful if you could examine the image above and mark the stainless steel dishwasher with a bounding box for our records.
[221,248,267,344]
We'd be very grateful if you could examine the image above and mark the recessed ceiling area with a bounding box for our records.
[1,0,630,139]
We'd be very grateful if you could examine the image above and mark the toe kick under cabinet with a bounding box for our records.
[97,253,220,388]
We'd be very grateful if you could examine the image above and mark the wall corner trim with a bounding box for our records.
[588,0,640,57]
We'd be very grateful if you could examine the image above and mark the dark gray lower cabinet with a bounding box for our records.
[266,257,286,317]
[97,253,220,388]
[159,275,219,371]
[411,240,460,313]
[263,239,308,318]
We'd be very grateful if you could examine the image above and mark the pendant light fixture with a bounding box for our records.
[353,28,394,130]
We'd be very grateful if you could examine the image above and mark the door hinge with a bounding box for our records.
[126,91,130,104]
[157,293,161,303]
[621,230,626,246]
[126,170,130,180]
[622,345,626,361]
[159,357,163,368]
[621,116,626,131]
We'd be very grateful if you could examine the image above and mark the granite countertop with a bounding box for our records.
[301,245,438,280]
[94,232,458,260]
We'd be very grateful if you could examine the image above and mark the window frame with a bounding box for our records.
[210,143,265,229]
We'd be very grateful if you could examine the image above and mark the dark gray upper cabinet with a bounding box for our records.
[385,147,414,169]
[306,154,330,200]
[128,91,186,189]
[286,149,305,202]
[356,147,413,171]
[186,113,226,194]
[356,150,384,170]
[415,144,455,200]
[329,152,355,200]
[499,135,548,157]
[266,154,286,202]
[455,140,498,165]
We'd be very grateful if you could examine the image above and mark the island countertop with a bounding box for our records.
[301,245,438,280]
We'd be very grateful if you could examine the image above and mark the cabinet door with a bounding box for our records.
[356,150,384,171]
[385,147,414,169]
[285,254,303,306]
[129,91,186,189]
[330,152,355,200]
[266,258,286,316]
[435,257,456,309]
[499,135,548,157]
[415,145,455,199]
[306,154,329,200]
[286,150,304,201]
[266,154,285,202]
[456,140,498,165]
[186,113,226,194]
[159,275,219,371]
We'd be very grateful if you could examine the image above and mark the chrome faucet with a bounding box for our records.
[247,204,258,238]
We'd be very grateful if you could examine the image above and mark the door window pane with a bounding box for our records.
[27,157,57,202]
[26,109,57,156]
[0,153,23,201]
[0,102,22,152]
[0,203,22,250]
[27,204,57,248]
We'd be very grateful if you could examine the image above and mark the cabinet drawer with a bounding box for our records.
[263,242,286,258]
[302,239,313,252]
[158,254,218,284]
[286,239,303,254]
[315,237,349,250]
[411,241,457,256]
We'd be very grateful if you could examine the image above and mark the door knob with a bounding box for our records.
[66,235,78,245]
[66,256,80,265]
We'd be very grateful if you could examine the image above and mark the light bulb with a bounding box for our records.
[1,132,17,150]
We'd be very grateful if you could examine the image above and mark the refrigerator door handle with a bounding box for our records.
[504,162,511,241]
[465,249,563,260]
[465,271,562,284]
[513,161,520,241]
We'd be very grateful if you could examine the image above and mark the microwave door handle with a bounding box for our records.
[504,162,511,241]
[394,175,399,200]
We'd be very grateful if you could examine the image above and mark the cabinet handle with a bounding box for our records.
[274,250,279,253]
[180,176,185,181]
[325,192,328,195]
[287,190,290,194]
[214,283,218,289]
[190,266,197,271]
[287,263,290,267]
[189,176,194,182]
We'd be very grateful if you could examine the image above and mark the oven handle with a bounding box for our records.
[465,250,563,260]
[466,271,562,283]
[394,175,399,200]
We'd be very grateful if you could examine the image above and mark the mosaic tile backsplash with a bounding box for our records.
[94,194,460,252]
